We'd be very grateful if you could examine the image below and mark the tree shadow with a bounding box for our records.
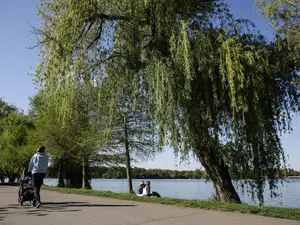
[26,211,48,217]
[3,205,20,209]
[0,211,12,216]
[42,201,137,208]
[0,206,16,215]
[43,201,89,205]
[24,201,137,217]
[0,207,11,221]
[26,208,81,214]
[0,208,7,212]
[0,201,137,220]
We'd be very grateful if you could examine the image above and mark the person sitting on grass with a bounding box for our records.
[137,181,145,195]
[137,180,161,198]
[145,181,151,195]
[142,180,151,196]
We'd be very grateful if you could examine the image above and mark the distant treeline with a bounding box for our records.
[46,166,300,180]
[47,166,207,179]
[283,168,300,177]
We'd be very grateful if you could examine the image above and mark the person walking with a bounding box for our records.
[28,146,49,208]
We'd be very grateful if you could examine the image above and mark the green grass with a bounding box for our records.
[42,185,300,221]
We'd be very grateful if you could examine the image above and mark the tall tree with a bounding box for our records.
[99,70,158,193]
[0,112,35,182]
[0,98,17,120]
[35,0,300,203]
[29,84,100,189]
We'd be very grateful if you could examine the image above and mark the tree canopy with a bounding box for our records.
[0,99,36,181]
[34,0,300,203]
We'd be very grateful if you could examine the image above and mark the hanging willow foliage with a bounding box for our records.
[256,0,300,87]
[256,0,300,53]
[35,0,300,203]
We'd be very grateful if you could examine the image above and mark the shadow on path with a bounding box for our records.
[0,201,137,221]
[25,201,137,217]
[0,207,9,221]
[42,201,137,208]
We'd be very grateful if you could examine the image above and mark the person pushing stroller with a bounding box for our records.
[28,146,49,208]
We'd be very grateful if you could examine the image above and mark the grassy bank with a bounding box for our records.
[42,185,300,221]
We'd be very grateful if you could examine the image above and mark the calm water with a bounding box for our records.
[44,178,300,208]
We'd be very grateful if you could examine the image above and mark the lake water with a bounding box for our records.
[44,178,300,208]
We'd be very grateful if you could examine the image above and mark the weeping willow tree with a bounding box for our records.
[34,0,300,203]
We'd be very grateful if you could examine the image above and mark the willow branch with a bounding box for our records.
[87,19,104,50]
[285,0,300,12]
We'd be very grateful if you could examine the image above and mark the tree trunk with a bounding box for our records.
[57,161,65,188]
[0,171,5,183]
[196,149,241,203]
[82,159,92,189]
[125,143,133,193]
[124,115,133,193]
[64,160,82,188]
[84,162,92,189]
[82,160,86,189]
[8,173,16,183]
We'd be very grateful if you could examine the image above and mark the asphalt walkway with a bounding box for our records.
[0,186,299,225]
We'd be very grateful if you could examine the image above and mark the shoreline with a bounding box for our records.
[41,185,300,221]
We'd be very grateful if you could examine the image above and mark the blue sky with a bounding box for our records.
[0,1,299,171]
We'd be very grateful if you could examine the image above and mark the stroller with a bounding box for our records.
[18,167,34,206]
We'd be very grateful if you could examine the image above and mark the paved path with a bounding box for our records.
[0,186,299,225]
